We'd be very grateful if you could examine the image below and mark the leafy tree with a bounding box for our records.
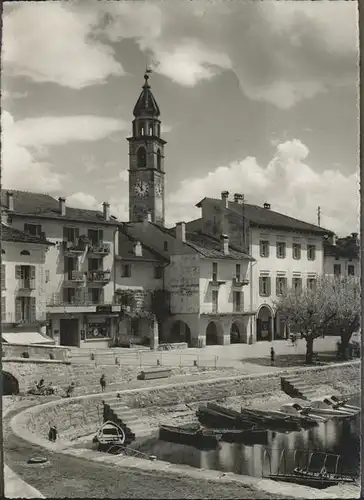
[327,277,360,360]
[274,277,338,364]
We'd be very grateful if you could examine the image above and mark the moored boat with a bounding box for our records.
[279,403,327,423]
[159,423,221,450]
[323,395,360,415]
[303,400,355,418]
[92,421,127,452]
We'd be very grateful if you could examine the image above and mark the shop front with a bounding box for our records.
[48,305,120,349]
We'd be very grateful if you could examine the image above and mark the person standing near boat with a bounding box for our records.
[100,374,106,392]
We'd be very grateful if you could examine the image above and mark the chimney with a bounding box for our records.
[134,241,143,257]
[58,197,66,216]
[263,202,271,210]
[221,191,229,208]
[351,232,358,240]
[220,234,229,255]
[234,193,244,204]
[6,191,14,211]
[331,234,337,246]
[176,221,186,242]
[102,202,110,221]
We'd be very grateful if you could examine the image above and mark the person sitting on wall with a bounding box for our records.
[46,382,56,395]
[37,379,46,395]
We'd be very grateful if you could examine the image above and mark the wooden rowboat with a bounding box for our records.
[159,423,221,450]
[92,421,126,451]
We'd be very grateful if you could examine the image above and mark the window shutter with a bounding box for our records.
[98,229,104,242]
[30,297,36,322]
[259,277,263,295]
[15,298,22,322]
[15,265,21,279]
[37,225,42,236]
[267,277,271,296]
[276,278,279,296]
[1,264,5,290]
[64,257,69,273]
[75,228,80,239]
[63,227,68,239]
[1,296,5,322]
[30,266,36,280]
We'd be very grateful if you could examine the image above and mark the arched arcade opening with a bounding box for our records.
[169,320,192,346]
[230,319,248,344]
[206,321,223,346]
[256,306,274,341]
[2,371,19,395]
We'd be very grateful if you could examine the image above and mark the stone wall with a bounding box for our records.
[12,361,360,445]
[3,343,70,361]
[3,360,73,393]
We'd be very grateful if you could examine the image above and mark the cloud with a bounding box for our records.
[66,191,128,221]
[2,111,126,193]
[165,139,358,236]
[3,2,123,89]
[14,115,126,150]
[100,0,357,107]
[1,111,64,192]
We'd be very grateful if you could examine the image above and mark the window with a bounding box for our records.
[154,266,163,279]
[235,264,241,281]
[137,147,147,168]
[63,226,79,242]
[88,258,102,271]
[15,265,35,289]
[212,262,218,282]
[163,241,168,251]
[90,288,102,304]
[259,276,271,297]
[45,270,50,283]
[122,264,131,278]
[276,277,287,296]
[292,277,302,294]
[24,223,42,237]
[63,288,76,304]
[88,229,103,245]
[292,243,301,260]
[307,278,316,291]
[15,296,36,323]
[307,244,316,260]
[276,242,286,259]
[157,149,162,171]
[333,264,341,277]
[212,290,219,313]
[1,264,5,290]
[348,265,355,276]
[233,291,242,312]
[20,250,30,256]
[149,124,153,136]
[1,296,5,322]
[260,240,269,258]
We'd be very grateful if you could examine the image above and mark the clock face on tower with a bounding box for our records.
[134,179,149,197]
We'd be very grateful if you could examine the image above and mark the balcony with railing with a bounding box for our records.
[17,278,36,291]
[63,270,85,287]
[46,293,121,313]
[62,238,88,254]
[86,269,111,285]
[87,241,111,257]
[232,275,249,287]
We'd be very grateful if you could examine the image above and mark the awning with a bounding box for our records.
[2,331,55,345]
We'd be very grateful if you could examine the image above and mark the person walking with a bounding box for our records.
[270,346,275,365]
[100,374,106,393]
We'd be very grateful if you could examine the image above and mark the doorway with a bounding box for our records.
[60,318,80,346]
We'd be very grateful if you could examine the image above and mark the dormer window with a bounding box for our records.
[149,124,153,135]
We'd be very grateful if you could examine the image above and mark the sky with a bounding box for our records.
[2,0,359,236]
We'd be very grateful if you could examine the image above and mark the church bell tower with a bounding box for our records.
[127,72,166,225]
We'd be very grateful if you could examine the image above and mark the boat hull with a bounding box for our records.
[159,425,220,450]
